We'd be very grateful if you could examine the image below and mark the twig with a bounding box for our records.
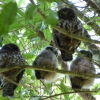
[3,76,19,86]
[61,0,100,35]
[41,90,97,100]
[83,0,100,14]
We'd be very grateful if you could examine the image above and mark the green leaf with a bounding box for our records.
[0,1,18,35]
[43,28,52,41]
[2,0,13,3]
[26,69,33,76]
[0,36,3,46]
[23,53,34,60]
[9,17,25,31]
[38,0,60,3]
[0,96,11,100]
[59,81,70,100]
[17,0,24,6]
[25,4,37,22]
[44,10,58,26]
[44,83,52,94]
[17,9,25,17]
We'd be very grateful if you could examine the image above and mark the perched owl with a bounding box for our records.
[0,43,26,97]
[70,50,96,100]
[70,50,95,89]
[53,7,84,61]
[33,46,58,81]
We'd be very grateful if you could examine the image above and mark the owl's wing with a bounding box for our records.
[0,52,8,68]
[53,29,61,47]
[0,52,25,97]
[0,52,8,87]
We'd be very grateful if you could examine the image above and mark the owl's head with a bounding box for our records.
[58,7,76,20]
[79,50,93,60]
[45,46,59,56]
[1,43,20,52]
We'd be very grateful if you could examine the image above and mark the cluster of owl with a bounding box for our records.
[0,7,96,98]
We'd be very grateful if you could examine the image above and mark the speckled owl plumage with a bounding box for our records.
[0,43,26,97]
[53,7,84,61]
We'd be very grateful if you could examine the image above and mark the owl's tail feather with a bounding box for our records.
[3,83,16,97]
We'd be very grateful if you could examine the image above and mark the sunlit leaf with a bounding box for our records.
[59,81,70,100]
[25,4,37,22]
[38,0,60,3]
[44,10,58,26]
[0,1,18,35]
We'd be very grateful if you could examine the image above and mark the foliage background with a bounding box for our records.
[0,0,100,100]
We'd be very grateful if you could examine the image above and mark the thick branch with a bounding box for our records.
[0,65,100,79]
[62,0,100,35]
[54,26,100,44]
[83,0,100,14]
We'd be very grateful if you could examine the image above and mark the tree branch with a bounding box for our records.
[0,65,100,79]
[29,0,100,44]
[83,0,100,14]
[42,90,97,100]
[53,26,100,44]
[62,0,100,35]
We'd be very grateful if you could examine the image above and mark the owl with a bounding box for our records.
[53,7,84,61]
[70,50,95,89]
[33,46,58,81]
[0,43,26,97]
[70,50,96,100]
